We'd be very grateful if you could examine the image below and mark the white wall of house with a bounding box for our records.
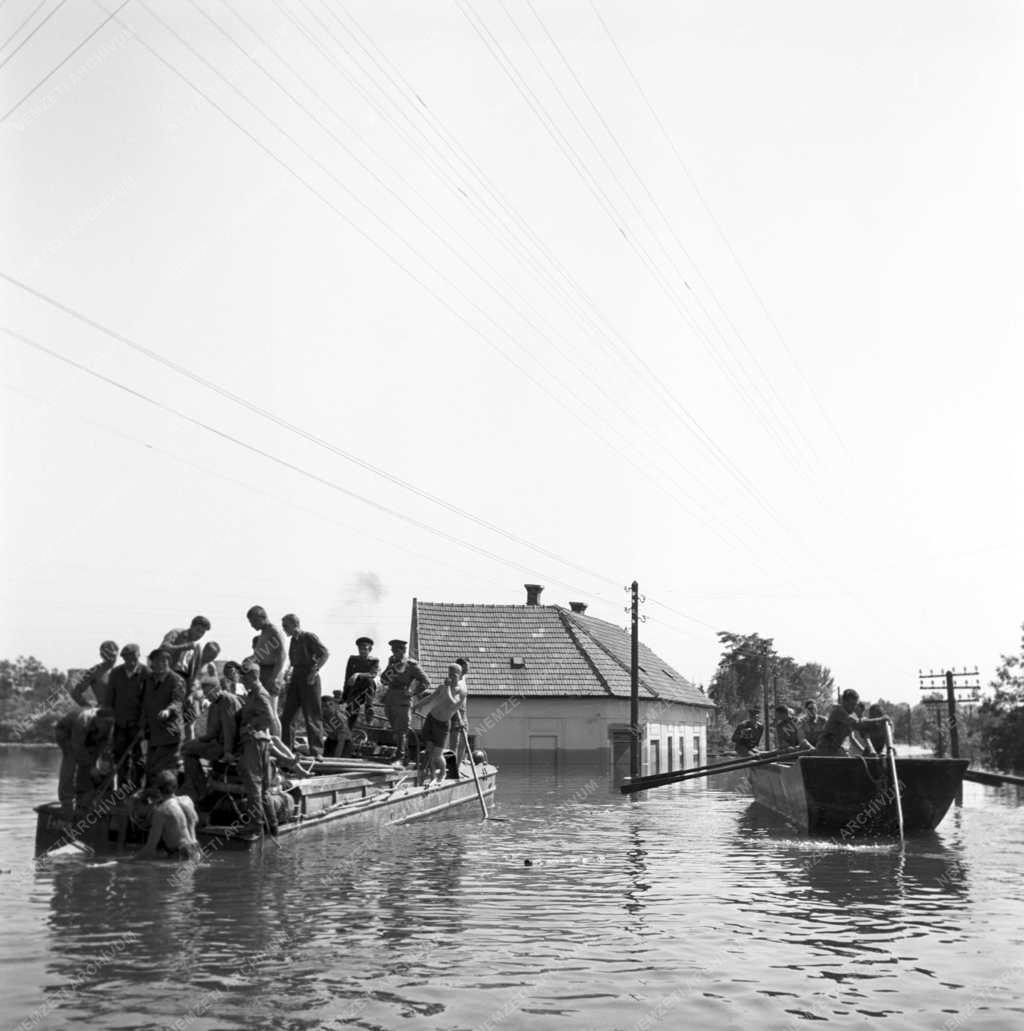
[468,695,710,771]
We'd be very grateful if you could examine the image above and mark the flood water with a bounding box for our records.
[1,747,1023,1031]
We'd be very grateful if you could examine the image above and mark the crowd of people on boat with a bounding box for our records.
[54,607,470,854]
[730,689,893,757]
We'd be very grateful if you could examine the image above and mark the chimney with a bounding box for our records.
[569,601,588,614]
[524,583,544,606]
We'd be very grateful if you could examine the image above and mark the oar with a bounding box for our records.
[457,723,506,821]
[637,746,797,786]
[885,721,904,840]
[620,748,805,795]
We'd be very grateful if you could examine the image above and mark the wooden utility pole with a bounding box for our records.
[918,668,980,759]
[630,581,640,780]
[761,645,771,751]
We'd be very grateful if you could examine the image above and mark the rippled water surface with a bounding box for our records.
[2,746,1023,1030]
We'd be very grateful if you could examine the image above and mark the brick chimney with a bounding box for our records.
[524,584,544,606]
[569,601,588,614]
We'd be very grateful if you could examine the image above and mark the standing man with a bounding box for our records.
[109,643,147,790]
[341,636,380,729]
[816,689,892,755]
[181,675,243,800]
[379,639,431,766]
[162,616,212,742]
[280,613,329,757]
[235,658,279,836]
[246,606,286,714]
[141,648,187,784]
[449,657,470,766]
[731,707,764,757]
[799,699,827,747]
[70,640,119,709]
[774,705,811,751]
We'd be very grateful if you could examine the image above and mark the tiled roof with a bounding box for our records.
[412,601,713,708]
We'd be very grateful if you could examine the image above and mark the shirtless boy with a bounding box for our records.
[133,770,200,860]
[416,664,468,787]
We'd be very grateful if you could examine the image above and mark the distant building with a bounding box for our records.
[410,584,714,774]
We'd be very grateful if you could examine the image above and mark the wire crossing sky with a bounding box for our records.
[1,0,1021,702]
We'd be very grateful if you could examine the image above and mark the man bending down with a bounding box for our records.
[415,664,467,786]
[134,770,200,860]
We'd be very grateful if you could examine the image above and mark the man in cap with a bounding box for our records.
[181,671,243,800]
[109,643,148,790]
[70,640,120,709]
[280,613,329,757]
[246,605,286,709]
[234,658,279,835]
[54,705,115,811]
[731,707,764,757]
[341,636,381,729]
[799,699,827,747]
[141,648,187,784]
[379,639,431,766]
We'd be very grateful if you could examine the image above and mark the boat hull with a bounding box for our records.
[747,756,966,835]
[34,765,498,855]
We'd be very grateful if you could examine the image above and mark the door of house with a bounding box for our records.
[529,735,559,772]
[610,730,632,778]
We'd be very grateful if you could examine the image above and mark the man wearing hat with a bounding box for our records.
[69,640,120,709]
[379,639,431,765]
[109,643,148,790]
[341,636,381,730]
[731,707,764,757]
[141,649,187,783]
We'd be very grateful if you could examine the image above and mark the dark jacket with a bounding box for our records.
[141,670,186,746]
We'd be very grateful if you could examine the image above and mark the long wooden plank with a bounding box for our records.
[964,768,1024,787]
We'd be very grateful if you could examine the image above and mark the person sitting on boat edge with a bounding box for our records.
[798,699,827,747]
[414,663,468,786]
[774,705,812,751]
[380,639,431,766]
[181,672,243,801]
[131,770,200,861]
[731,707,764,757]
[815,689,892,756]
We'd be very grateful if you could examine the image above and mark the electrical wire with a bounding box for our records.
[0,0,69,71]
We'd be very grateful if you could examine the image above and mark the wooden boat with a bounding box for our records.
[747,754,966,835]
[34,755,498,855]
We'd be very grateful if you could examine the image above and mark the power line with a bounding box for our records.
[0,0,69,71]
[0,0,49,56]
[0,0,131,124]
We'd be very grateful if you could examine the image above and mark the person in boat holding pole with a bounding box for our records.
[798,699,827,747]
[731,707,764,757]
[109,643,147,790]
[342,636,381,730]
[281,613,330,758]
[863,704,890,755]
[141,648,187,784]
[815,689,893,756]
[181,670,243,800]
[380,639,431,767]
[234,658,279,836]
[69,640,120,709]
[414,663,469,786]
[774,705,813,751]
[131,770,199,861]
[449,657,470,768]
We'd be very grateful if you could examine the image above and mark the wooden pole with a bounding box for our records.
[945,669,960,759]
[885,721,904,840]
[629,581,640,781]
[761,646,771,752]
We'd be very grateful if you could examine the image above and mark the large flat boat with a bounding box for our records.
[34,755,498,855]
[747,754,966,835]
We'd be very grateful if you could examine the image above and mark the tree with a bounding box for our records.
[977,623,1024,771]
[0,656,71,743]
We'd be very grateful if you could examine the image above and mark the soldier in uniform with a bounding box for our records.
[341,636,381,729]
[235,658,279,836]
[731,707,764,757]
[379,639,431,766]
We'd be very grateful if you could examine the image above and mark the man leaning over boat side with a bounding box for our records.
[69,639,120,709]
[281,613,329,758]
[182,673,243,801]
[141,648,187,785]
[731,707,764,756]
[448,657,470,769]
[235,658,279,836]
[380,639,431,766]
[415,663,468,786]
[54,704,115,812]
[815,689,892,756]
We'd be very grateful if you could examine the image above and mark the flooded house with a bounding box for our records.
[410,584,714,773]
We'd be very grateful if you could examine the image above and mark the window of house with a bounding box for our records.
[510,656,526,669]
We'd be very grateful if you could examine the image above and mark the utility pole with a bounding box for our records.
[629,581,640,780]
[761,644,771,751]
[918,668,980,759]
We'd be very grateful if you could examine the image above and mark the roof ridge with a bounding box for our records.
[563,610,659,700]
[555,609,614,698]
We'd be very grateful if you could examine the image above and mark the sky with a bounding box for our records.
[1,0,1021,704]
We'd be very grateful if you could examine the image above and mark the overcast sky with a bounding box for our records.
[1,0,1020,704]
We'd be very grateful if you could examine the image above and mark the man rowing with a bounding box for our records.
[414,663,468,786]
[816,689,892,755]
[731,707,764,757]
